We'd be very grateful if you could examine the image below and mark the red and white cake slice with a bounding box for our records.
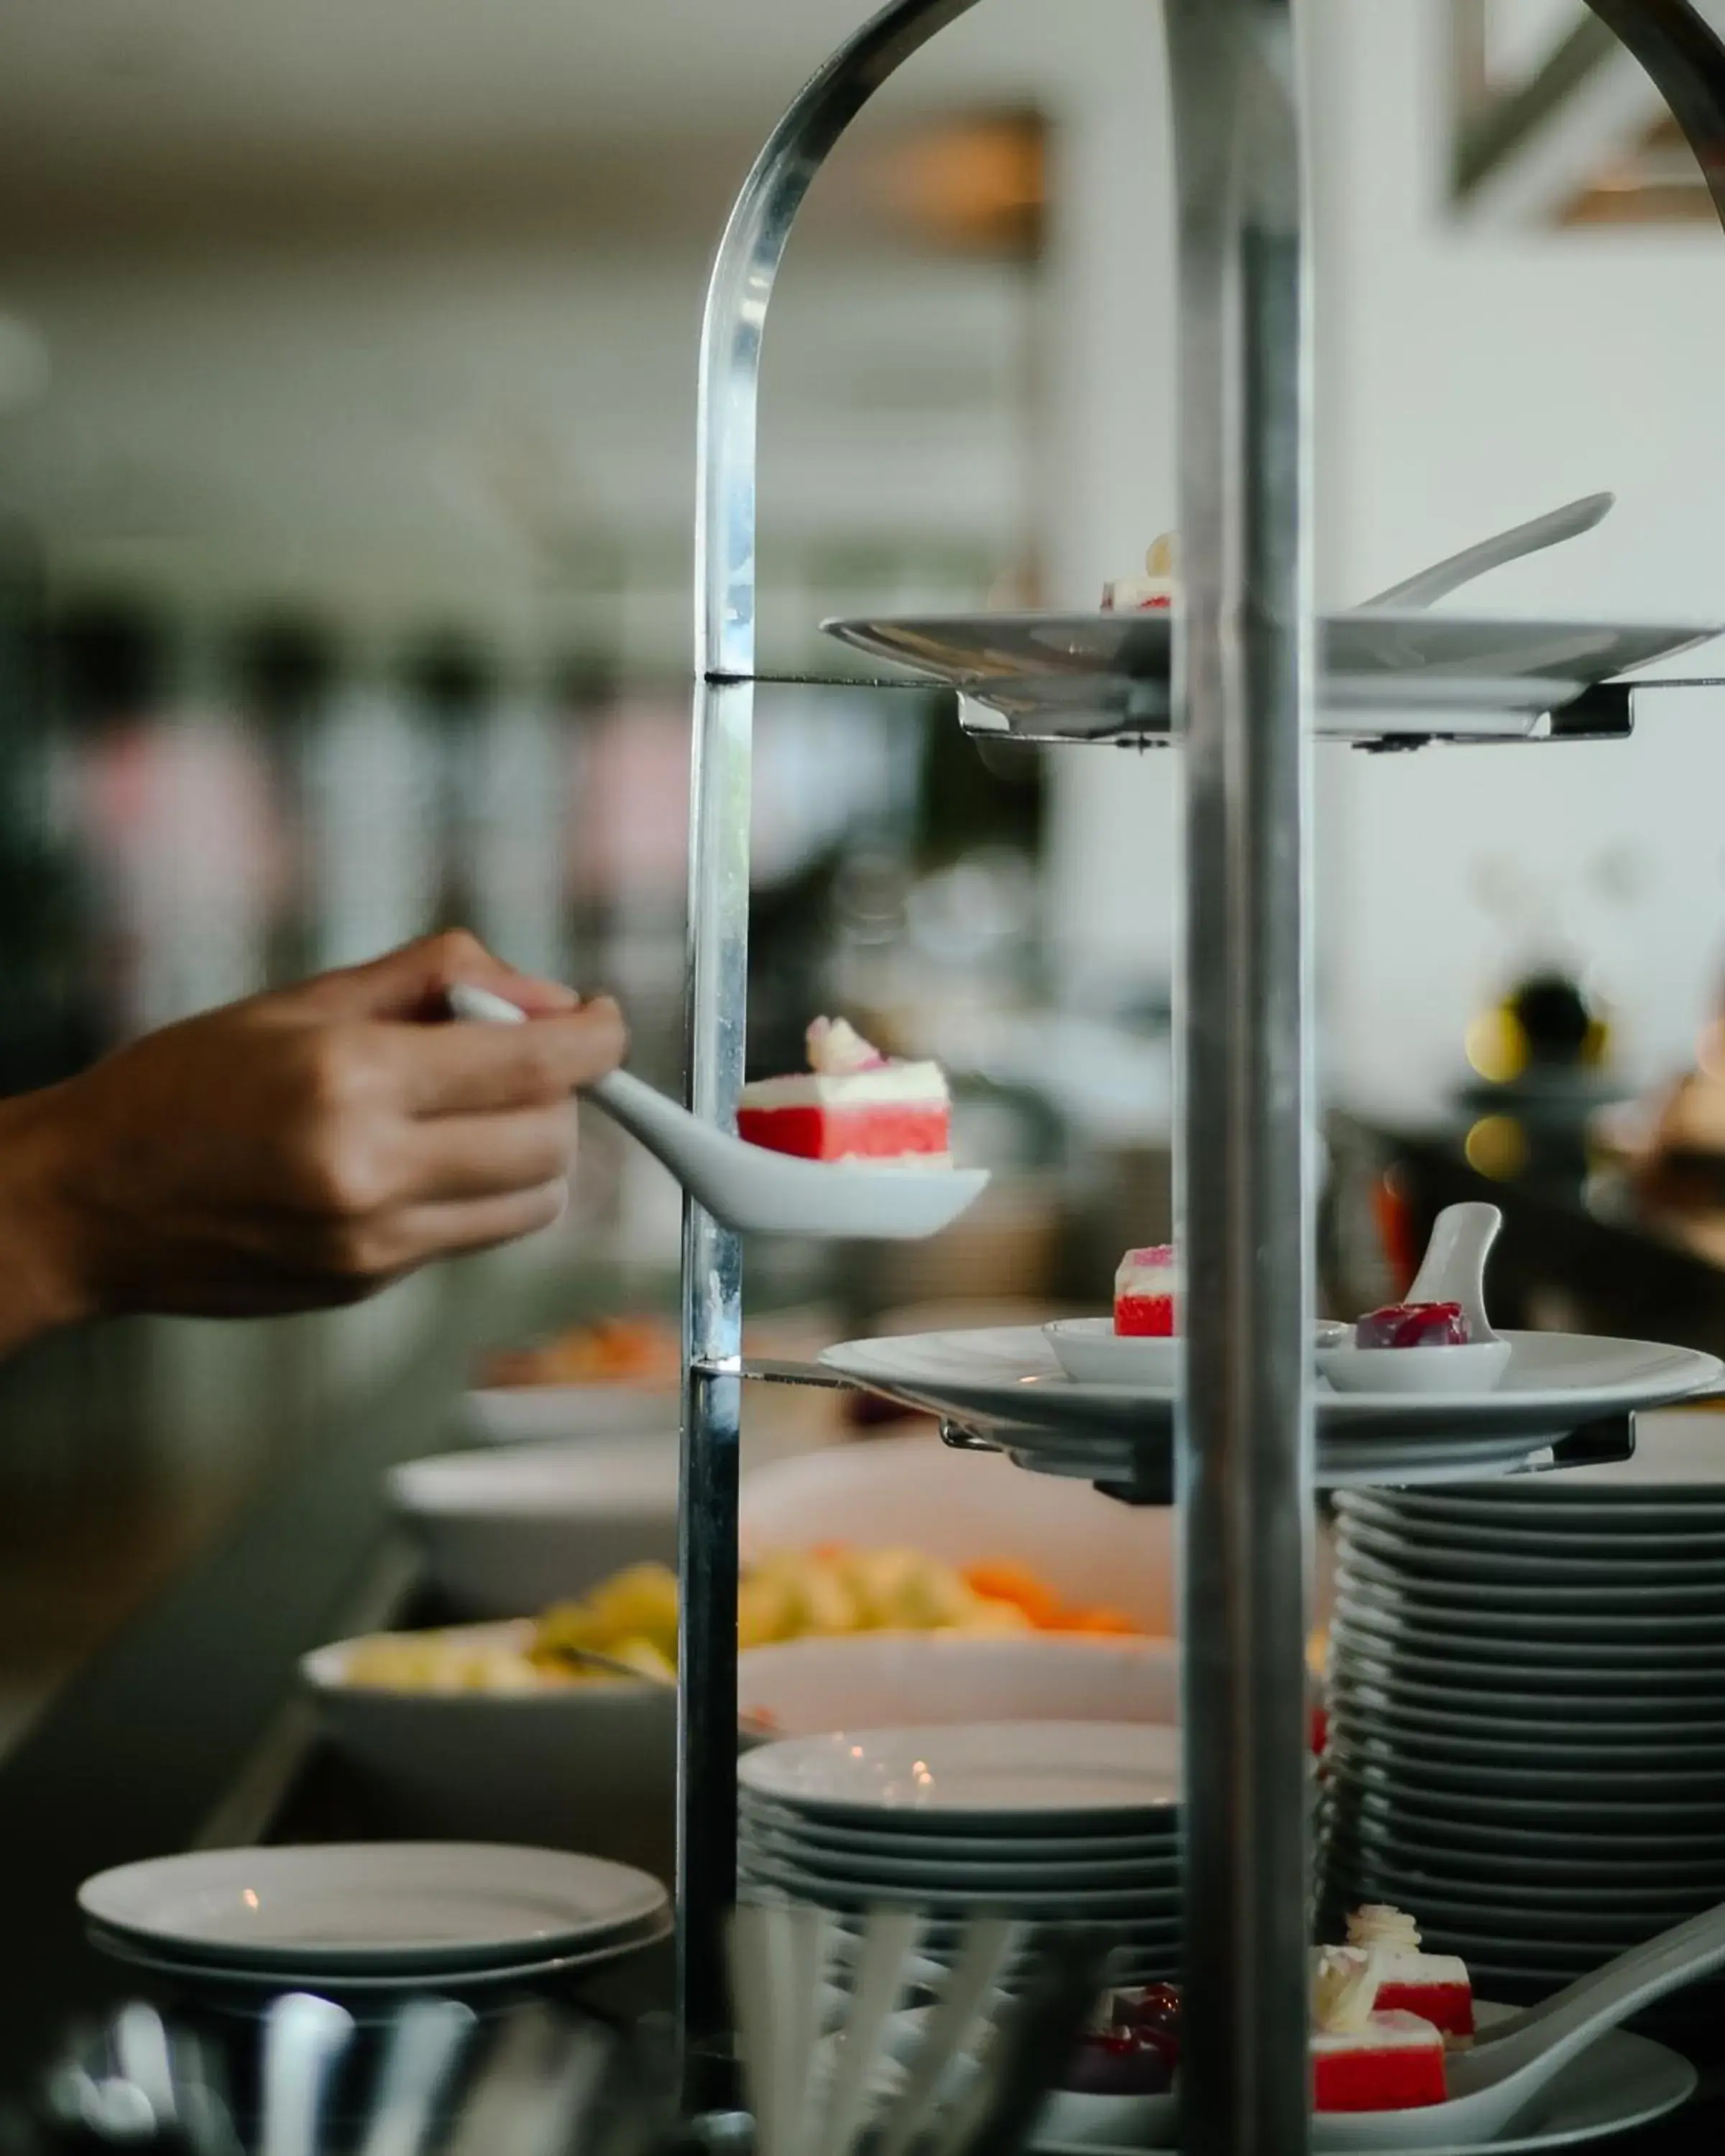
[1310,1947,1446,2114]
[736,1018,951,1166]
[1102,533,1178,612]
[1312,2012,1446,2114]
[1345,1906,1474,2040]
[1115,1246,1181,1337]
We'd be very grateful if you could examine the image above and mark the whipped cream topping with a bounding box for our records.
[1103,533,1179,611]
[1348,1905,1422,1955]
[806,1015,888,1076]
[1312,1946,1381,2037]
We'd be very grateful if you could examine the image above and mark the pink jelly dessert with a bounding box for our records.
[1115,1246,1181,1337]
[1353,1302,1471,1350]
[1067,1984,1182,2096]
[1343,1907,1474,2041]
[1310,1947,1446,2114]
[1102,534,1177,612]
[736,1018,950,1166]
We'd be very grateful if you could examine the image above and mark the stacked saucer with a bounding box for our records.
[1319,1418,1725,2024]
[80,1843,671,1998]
[737,1723,1182,1986]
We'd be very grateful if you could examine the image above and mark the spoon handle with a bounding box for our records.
[1357,492,1613,611]
[1404,1203,1501,1340]
[1470,1899,1725,2087]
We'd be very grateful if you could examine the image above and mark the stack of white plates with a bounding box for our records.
[79,1843,671,1997]
[737,1723,1182,1985]
[1320,1419,1725,2023]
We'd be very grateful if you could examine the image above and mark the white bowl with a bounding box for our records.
[740,1432,1179,1634]
[301,1622,677,1876]
[390,1437,678,1618]
[737,1631,1179,1738]
[459,1385,676,1445]
[1317,1338,1513,1395]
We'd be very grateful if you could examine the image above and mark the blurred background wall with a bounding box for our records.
[4,0,1725,1734]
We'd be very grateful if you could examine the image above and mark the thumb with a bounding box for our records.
[295,930,583,1023]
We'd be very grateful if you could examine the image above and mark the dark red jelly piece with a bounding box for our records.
[1354,1301,1470,1350]
[1064,1984,1183,2094]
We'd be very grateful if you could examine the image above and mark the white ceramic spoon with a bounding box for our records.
[445,984,988,1242]
[1356,492,1614,612]
[1315,1899,1725,2151]
[1318,1202,1512,1394]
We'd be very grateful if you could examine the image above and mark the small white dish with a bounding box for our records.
[77,1843,668,1974]
[1319,1339,1514,1395]
[1045,1317,1349,1388]
[738,1721,1181,1822]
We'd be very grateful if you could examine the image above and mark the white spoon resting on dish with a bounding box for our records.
[444,983,988,1242]
[1315,1898,1725,2152]
[1317,1202,1513,1395]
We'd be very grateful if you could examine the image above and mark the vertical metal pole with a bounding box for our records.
[678,0,985,2086]
[1165,6,1314,2156]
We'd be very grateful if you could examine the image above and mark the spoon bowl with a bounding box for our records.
[1313,1898,1725,2150]
[446,985,989,1243]
[1317,1202,1509,1396]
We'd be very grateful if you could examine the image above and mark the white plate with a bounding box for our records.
[78,1843,668,1973]
[459,1384,676,1445]
[737,1633,1180,1741]
[822,610,1723,744]
[1338,1546,1725,1612]
[741,1824,1179,1890]
[1337,1521,1725,1583]
[819,1326,1719,1449]
[1333,1598,1725,1668]
[87,1912,672,1996]
[1044,1318,1347,1387]
[1331,1634,1725,1701]
[739,1723,1181,1823]
[736,1797,1177,1861]
[1318,1340,1513,1396]
[1327,1709,1725,1779]
[1327,1677,1725,1747]
[1335,1577,1725,1641]
[387,1437,678,1618]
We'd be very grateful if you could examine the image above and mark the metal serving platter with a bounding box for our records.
[821,610,1724,744]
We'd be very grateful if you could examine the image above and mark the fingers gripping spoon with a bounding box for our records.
[445,983,988,1241]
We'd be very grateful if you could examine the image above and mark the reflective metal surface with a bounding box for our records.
[680,0,986,2081]
[1165,5,1312,2155]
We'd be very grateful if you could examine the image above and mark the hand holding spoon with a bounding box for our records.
[446,983,988,1243]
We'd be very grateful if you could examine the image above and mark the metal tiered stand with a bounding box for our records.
[672,4,1725,2152]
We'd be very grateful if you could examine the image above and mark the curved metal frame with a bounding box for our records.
[678,0,1725,2143]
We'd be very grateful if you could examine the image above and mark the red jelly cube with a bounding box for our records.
[1353,1302,1470,1350]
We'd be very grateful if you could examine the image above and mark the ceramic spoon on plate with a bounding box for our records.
[1317,1202,1513,1395]
[445,984,988,1242]
[1314,1899,1725,2151]
[1356,492,1614,612]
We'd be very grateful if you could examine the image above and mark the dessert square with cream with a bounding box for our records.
[1102,533,1178,612]
[1342,1905,1473,2040]
[737,1018,951,1166]
[1310,1944,1448,2113]
[1115,1246,1181,1337]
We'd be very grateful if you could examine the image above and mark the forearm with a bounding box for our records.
[0,1084,97,1358]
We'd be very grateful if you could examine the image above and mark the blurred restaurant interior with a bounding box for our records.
[6,0,1725,1749]
[6,0,1725,2096]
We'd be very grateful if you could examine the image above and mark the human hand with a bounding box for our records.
[0,930,626,1345]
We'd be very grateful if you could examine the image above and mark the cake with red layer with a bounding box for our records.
[736,1018,951,1166]
[1115,1246,1181,1337]
[1310,1947,1446,2114]
[1343,1906,1474,2040]
[1103,533,1178,612]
